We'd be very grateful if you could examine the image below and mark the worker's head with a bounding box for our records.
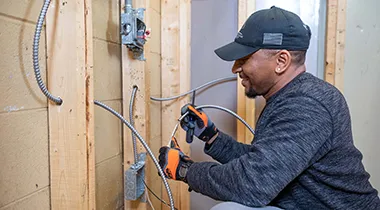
[214,6,311,99]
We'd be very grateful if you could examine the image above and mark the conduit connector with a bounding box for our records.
[121,0,148,60]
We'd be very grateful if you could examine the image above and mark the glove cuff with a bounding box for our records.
[199,123,219,143]
[178,161,193,183]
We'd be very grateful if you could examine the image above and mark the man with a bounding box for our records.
[158,6,380,210]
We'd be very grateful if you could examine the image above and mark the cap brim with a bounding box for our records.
[214,41,260,61]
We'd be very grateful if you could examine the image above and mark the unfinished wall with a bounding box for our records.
[0,1,50,209]
[344,0,380,192]
[92,0,124,209]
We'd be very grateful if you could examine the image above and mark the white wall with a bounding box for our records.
[344,0,380,192]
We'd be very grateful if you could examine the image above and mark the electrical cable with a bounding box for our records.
[150,76,237,101]
[129,87,178,209]
[94,100,175,210]
[33,0,63,105]
[170,105,255,145]
[143,180,177,210]
[129,86,139,164]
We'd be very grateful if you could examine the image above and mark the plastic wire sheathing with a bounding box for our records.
[94,100,175,210]
[33,0,63,105]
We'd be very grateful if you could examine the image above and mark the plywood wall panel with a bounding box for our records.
[0,109,49,207]
[0,16,47,113]
[93,39,122,101]
[95,155,124,210]
[92,0,120,43]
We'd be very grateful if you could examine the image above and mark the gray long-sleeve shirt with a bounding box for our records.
[186,72,380,209]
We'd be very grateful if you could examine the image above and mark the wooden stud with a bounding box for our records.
[334,0,347,92]
[325,0,347,91]
[237,0,256,144]
[161,0,181,208]
[121,0,149,209]
[179,0,191,209]
[46,0,95,209]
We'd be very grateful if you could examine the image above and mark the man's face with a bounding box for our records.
[232,50,278,98]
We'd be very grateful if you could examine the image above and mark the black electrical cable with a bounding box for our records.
[143,180,178,210]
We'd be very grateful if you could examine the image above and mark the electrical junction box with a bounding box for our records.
[125,152,146,201]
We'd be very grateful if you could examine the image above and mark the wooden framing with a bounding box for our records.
[324,0,347,92]
[46,0,95,209]
[121,0,149,209]
[160,0,191,209]
[237,0,256,144]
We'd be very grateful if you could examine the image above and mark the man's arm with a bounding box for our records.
[186,96,333,207]
[204,131,252,164]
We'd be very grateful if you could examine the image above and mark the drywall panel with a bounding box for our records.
[92,0,120,43]
[93,39,122,101]
[190,0,237,209]
[344,0,380,191]
[0,0,43,23]
[95,155,124,210]
[0,109,49,207]
[0,16,47,113]
[95,100,122,163]
[0,188,50,210]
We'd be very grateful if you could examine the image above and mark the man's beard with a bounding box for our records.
[245,87,258,98]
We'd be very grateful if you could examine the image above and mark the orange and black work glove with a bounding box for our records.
[158,146,193,183]
[180,104,218,143]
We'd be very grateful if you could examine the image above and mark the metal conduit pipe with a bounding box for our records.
[94,100,175,210]
[33,0,63,105]
[129,86,139,164]
[150,76,237,102]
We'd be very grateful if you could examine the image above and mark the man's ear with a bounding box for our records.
[275,50,291,74]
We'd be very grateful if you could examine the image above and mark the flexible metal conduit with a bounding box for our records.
[170,105,255,145]
[94,100,175,210]
[150,76,237,101]
[129,86,139,164]
[33,0,63,105]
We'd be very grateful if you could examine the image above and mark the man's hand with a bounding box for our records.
[180,104,219,143]
[158,146,193,182]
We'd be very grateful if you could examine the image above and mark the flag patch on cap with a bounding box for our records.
[263,33,283,45]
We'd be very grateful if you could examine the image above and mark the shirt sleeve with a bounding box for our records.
[203,131,252,164]
[186,96,333,207]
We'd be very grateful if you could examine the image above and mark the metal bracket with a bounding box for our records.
[125,153,146,201]
[121,1,148,61]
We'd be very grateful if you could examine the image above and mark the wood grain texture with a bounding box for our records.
[0,109,49,207]
[334,0,347,92]
[325,0,338,86]
[46,0,94,208]
[121,0,149,209]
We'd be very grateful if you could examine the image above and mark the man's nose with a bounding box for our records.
[232,62,242,74]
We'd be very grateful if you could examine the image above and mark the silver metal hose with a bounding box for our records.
[170,104,255,145]
[94,100,175,210]
[150,76,237,101]
[33,0,63,105]
[129,86,139,164]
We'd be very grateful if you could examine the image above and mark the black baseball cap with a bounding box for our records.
[215,6,311,61]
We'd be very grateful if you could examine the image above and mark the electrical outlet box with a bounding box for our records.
[125,153,146,201]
